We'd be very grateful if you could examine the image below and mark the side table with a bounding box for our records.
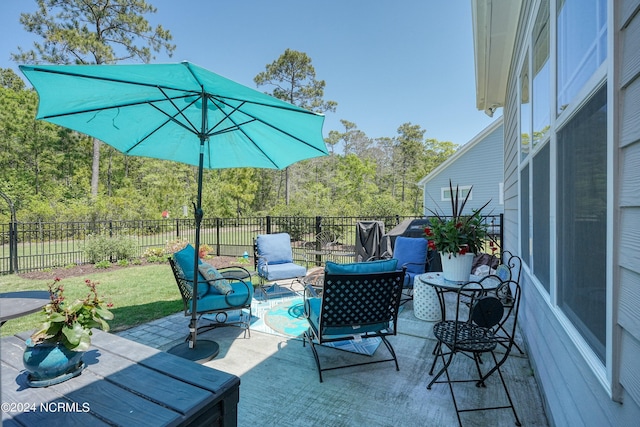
[0,290,50,327]
[413,275,441,321]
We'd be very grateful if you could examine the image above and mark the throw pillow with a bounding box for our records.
[198,263,234,295]
[173,244,209,299]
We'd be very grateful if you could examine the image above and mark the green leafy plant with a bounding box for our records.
[82,233,137,263]
[143,247,165,258]
[30,278,114,351]
[95,260,111,269]
[425,181,490,257]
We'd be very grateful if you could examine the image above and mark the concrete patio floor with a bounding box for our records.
[118,298,549,427]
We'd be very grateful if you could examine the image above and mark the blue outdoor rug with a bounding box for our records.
[204,291,382,356]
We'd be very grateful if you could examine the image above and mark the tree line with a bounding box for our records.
[0,0,458,224]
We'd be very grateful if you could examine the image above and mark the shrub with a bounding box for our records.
[146,255,167,263]
[143,247,165,258]
[95,260,111,269]
[82,233,138,263]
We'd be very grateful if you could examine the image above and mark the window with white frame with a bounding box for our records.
[532,0,550,148]
[556,0,607,115]
[557,85,607,362]
[441,185,471,202]
[518,0,607,363]
[520,56,531,162]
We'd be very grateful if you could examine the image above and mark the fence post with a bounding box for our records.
[499,213,504,259]
[215,218,221,256]
[314,216,323,265]
[266,216,272,234]
[1,191,18,273]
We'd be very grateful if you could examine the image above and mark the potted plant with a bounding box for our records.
[23,278,113,387]
[424,181,491,281]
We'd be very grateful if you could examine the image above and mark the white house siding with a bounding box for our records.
[499,1,640,426]
[421,119,504,217]
[617,0,640,414]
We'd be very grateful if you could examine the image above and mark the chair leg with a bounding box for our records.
[303,330,324,382]
[488,353,521,426]
[380,336,400,372]
[427,349,455,389]
[428,341,442,375]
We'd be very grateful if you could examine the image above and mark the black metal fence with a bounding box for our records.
[0,214,503,275]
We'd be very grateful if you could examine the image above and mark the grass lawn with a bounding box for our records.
[0,263,183,338]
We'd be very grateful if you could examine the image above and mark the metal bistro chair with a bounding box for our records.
[494,251,524,354]
[304,230,337,266]
[427,275,522,427]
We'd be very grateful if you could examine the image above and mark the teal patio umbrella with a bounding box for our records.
[20,62,328,360]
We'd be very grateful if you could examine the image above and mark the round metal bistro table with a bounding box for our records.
[0,290,50,327]
[416,273,501,321]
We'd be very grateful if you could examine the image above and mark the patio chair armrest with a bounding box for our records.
[303,284,320,318]
[401,261,426,270]
[207,267,253,308]
[219,265,253,281]
[304,283,319,298]
[366,250,392,262]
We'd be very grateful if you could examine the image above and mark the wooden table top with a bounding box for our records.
[1,329,240,426]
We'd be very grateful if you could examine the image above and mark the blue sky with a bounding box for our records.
[0,0,499,146]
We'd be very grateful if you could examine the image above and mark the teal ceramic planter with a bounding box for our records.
[23,340,85,387]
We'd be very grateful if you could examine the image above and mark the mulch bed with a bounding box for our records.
[18,256,242,281]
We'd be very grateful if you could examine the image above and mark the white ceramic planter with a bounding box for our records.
[440,252,475,282]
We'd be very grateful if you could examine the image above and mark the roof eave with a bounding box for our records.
[472,0,521,117]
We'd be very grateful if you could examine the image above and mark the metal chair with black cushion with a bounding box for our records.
[303,260,405,382]
[427,275,522,427]
[170,244,253,338]
[254,232,307,299]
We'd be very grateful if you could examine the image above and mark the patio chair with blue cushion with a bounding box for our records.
[170,244,253,338]
[303,259,405,382]
[254,233,307,299]
[391,236,429,304]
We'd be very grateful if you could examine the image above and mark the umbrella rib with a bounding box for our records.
[214,94,320,116]
[212,95,327,159]
[205,98,257,137]
[37,94,196,121]
[157,86,200,134]
[126,96,202,153]
[24,65,201,96]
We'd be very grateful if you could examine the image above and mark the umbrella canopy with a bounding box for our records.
[19,61,327,169]
[20,62,328,359]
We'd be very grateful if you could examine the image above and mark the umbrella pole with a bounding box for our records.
[167,90,219,363]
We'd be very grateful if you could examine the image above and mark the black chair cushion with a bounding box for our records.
[471,296,504,328]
